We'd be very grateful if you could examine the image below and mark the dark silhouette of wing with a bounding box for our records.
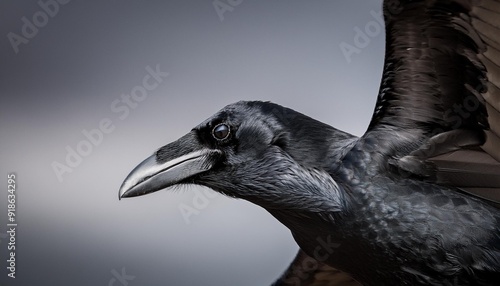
[363,0,500,204]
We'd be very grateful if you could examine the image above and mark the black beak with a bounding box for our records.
[119,131,220,199]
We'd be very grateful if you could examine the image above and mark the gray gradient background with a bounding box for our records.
[0,1,384,285]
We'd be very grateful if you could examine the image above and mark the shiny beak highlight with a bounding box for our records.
[119,132,220,199]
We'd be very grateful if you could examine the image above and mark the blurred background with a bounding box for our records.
[0,1,383,285]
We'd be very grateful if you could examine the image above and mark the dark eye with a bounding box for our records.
[212,123,230,140]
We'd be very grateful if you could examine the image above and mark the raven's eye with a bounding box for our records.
[212,123,230,140]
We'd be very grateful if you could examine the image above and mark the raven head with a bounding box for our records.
[119,101,352,212]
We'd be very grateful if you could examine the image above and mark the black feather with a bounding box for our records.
[119,1,500,285]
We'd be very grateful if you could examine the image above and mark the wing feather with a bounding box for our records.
[362,0,500,204]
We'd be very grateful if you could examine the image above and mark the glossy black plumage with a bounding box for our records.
[119,0,500,285]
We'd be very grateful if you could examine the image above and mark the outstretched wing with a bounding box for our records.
[363,0,500,204]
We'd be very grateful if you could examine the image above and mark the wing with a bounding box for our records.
[272,250,361,286]
[363,0,500,204]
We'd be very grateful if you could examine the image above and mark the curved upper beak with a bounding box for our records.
[118,131,220,199]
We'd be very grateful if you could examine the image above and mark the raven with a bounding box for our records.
[119,0,500,285]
